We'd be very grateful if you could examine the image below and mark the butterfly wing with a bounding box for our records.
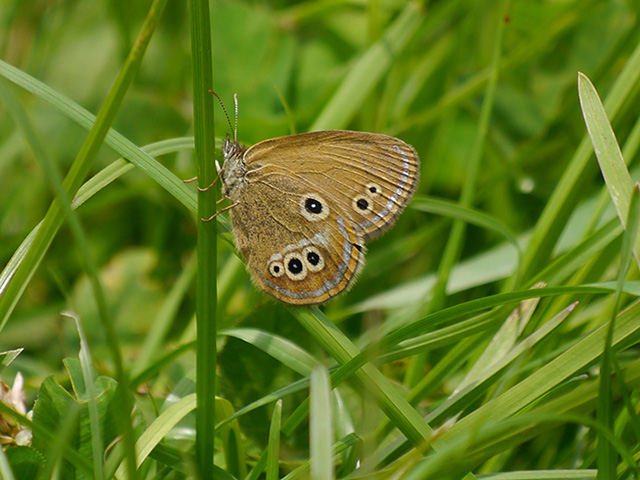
[229,167,365,305]
[243,130,420,240]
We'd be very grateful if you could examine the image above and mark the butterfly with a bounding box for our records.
[203,96,420,305]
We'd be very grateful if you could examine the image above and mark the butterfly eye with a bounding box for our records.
[353,195,374,213]
[302,246,325,272]
[284,252,307,281]
[269,260,285,278]
[300,193,330,221]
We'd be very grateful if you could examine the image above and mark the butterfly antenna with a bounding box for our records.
[233,93,239,143]
[209,90,234,135]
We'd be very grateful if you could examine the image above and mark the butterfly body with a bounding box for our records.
[221,130,420,305]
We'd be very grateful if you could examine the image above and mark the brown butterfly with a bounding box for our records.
[207,97,420,305]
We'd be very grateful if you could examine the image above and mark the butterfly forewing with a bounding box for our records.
[244,131,420,240]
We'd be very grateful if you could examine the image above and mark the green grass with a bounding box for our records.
[0,0,640,479]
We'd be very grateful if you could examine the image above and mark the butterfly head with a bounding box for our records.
[222,133,247,200]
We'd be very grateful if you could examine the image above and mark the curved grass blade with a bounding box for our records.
[578,72,639,268]
[412,196,521,259]
[219,328,318,376]
[0,59,196,213]
[112,394,196,479]
[62,312,105,480]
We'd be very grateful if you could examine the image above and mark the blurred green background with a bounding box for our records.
[0,0,639,476]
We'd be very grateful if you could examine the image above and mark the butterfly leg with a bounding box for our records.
[195,167,225,192]
[201,202,238,222]
[183,161,225,190]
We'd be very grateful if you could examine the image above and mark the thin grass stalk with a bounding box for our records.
[189,0,217,477]
[267,400,283,480]
[598,186,640,479]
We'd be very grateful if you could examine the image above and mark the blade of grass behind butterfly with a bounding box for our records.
[597,185,640,479]
[411,196,522,267]
[189,0,217,477]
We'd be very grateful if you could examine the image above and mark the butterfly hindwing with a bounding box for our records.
[229,169,364,305]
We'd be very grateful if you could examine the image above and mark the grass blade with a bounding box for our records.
[310,365,334,480]
[112,394,196,479]
[597,185,640,479]
[267,399,283,480]
[188,0,217,477]
[578,71,639,267]
[0,59,196,213]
